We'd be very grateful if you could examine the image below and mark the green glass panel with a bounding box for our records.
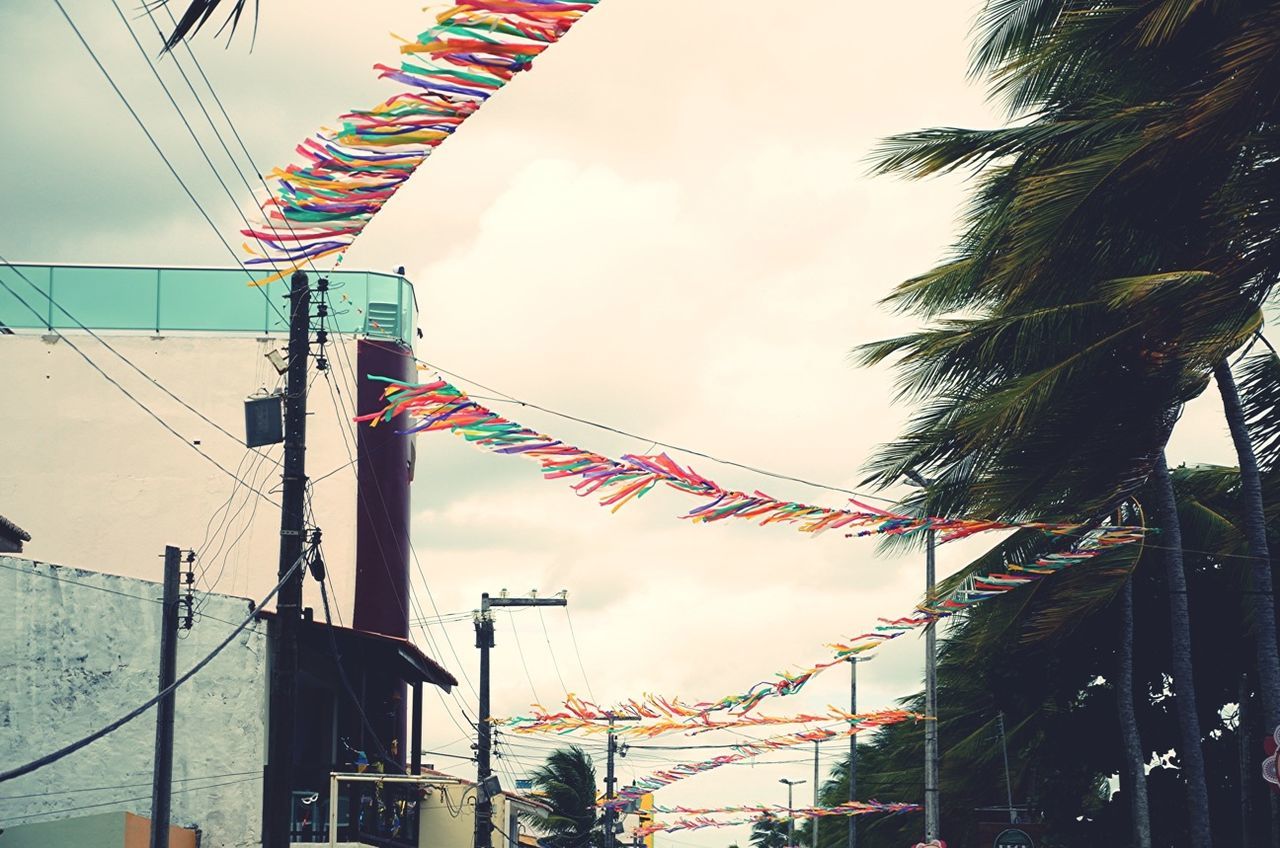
[159,268,286,334]
[50,266,157,330]
[1,264,415,343]
[0,264,52,329]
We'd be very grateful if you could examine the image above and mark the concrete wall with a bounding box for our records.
[0,332,360,620]
[0,556,267,848]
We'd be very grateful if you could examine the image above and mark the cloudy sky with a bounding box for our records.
[1,0,1241,843]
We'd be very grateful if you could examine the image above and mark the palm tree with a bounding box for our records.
[862,3,1280,841]
[750,814,788,848]
[162,1,252,49]
[529,746,601,848]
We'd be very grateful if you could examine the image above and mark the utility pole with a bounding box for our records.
[905,469,939,843]
[603,713,641,848]
[264,270,312,848]
[779,778,806,847]
[149,545,180,848]
[847,658,858,848]
[812,741,820,848]
[474,591,568,848]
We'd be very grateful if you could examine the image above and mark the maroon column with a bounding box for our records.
[353,339,413,638]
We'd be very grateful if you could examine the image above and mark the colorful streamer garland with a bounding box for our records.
[503,695,919,737]
[632,802,921,837]
[240,1,602,282]
[360,374,1144,721]
[357,374,1141,545]
[606,719,917,807]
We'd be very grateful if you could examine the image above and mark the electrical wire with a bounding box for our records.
[416,358,897,506]
[0,769,261,802]
[563,606,598,705]
[0,774,263,829]
[0,559,265,636]
[51,0,288,328]
[0,550,305,784]
[316,560,406,776]
[537,607,572,697]
[0,270,277,503]
[507,610,544,707]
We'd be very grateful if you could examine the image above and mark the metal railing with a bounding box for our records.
[0,263,417,345]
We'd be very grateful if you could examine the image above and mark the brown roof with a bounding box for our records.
[257,611,458,690]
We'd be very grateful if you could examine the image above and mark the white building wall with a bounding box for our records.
[0,556,268,848]
[0,332,359,619]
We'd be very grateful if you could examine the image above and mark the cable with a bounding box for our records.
[0,257,279,467]
[316,564,405,775]
[0,559,265,636]
[51,0,288,328]
[417,359,896,505]
[536,607,572,697]
[507,610,544,707]
[0,769,261,802]
[563,606,598,705]
[324,331,483,719]
[0,550,305,784]
[0,270,277,504]
[0,774,263,829]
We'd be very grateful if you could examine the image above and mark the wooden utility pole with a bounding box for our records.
[847,658,858,848]
[602,713,641,848]
[264,270,311,848]
[149,545,180,848]
[474,591,568,848]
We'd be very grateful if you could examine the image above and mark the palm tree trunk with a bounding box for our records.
[1117,574,1152,848]
[1214,359,1280,730]
[1151,454,1213,847]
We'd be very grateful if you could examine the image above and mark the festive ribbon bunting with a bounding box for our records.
[356,374,1142,546]
[503,695,919,737]
[240,1,602,282]
[605,719,918,807]
[361,375,1144,720]
[632,801,921,837]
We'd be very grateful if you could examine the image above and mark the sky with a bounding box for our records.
[0,0,1244,845]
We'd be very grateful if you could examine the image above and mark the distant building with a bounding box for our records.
[0,556,456,847]
[0,263,459,848]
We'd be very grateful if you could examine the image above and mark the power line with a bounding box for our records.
[0,774,262,829]
[416,358,896,506]
[0,769,261,801]
[0,269,276,503]
[563,605,598,705]
[508,610,544,707]
[0,551,305,784]
[51,0,287,329]
[0,559,264,636]
[537,606,572,698]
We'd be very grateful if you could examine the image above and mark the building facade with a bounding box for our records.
[0,264,454,848]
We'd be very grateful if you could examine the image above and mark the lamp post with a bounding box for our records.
[904,469,939,843]
[779,778,806,847]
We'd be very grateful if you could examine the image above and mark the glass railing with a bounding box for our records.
[0,263,417,346]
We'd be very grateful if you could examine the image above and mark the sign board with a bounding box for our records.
[993,828,1035,848]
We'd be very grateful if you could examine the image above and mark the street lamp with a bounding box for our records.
[779,778,806,847]
[903,469,939,843]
